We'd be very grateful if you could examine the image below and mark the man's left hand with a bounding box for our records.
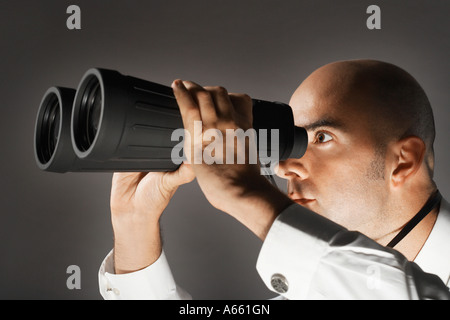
[172,80,292,239]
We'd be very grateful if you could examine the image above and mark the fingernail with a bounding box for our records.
[172,79,183,89]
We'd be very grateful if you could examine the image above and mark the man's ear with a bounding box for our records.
[390,136,426,187]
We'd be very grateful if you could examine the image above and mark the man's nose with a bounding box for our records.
[275,158,309,180]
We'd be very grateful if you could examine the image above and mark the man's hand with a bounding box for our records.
[111,163,194,274]
[172,80,293,240]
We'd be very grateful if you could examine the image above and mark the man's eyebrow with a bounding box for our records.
[302,118,346,131]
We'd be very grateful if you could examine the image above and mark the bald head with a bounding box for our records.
[278,60,437,237]
[290,59,436,174]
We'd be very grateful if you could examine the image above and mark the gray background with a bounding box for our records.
[0,0,448,299]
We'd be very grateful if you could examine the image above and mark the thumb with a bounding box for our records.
[161,163,195,192]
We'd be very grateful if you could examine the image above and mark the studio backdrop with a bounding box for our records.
[0,0,449,299]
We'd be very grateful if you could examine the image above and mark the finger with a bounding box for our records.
[229,93,253,125]
[182,81,218,126]
[111,172,146,197]
[171,79,201,133]
[204,86,234,120]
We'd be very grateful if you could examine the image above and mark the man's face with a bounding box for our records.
[276,70,390,234]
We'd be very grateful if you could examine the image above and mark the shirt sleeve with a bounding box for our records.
[98,249,192,300]
[256,203,450,300]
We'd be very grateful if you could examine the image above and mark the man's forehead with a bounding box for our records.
[289,88,372,136]
[289,87,344,128]
[301,117,347,132]
[288,72,371,129]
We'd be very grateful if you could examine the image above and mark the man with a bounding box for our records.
[98,60,450,299]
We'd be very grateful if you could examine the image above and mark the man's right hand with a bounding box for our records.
[110,163,195,274]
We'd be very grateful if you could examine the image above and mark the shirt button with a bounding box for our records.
[271,274,289,293]
[107,287,120,296]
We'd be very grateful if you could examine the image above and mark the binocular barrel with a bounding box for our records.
[34,86,155,172]
[34,68,308,173]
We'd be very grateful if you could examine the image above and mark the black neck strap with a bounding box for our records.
[386,190,442,248]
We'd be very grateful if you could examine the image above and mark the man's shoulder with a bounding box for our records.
[414,196,450,286]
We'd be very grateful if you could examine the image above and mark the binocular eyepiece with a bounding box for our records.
[34,68,308,173]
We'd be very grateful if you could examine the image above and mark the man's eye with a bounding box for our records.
[315,132,333,144]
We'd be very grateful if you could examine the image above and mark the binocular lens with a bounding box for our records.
[77,76,102,152]
[34,87,79,172]
[37,93,61,164]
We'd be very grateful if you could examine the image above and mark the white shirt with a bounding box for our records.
[98,198,450,300]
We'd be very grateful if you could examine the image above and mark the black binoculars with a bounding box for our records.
[34,68,308,173]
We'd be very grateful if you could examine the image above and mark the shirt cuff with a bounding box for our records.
[98,249,191,300]
[256,203,344,299]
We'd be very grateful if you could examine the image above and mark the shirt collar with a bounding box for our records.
[414,197,450,286]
